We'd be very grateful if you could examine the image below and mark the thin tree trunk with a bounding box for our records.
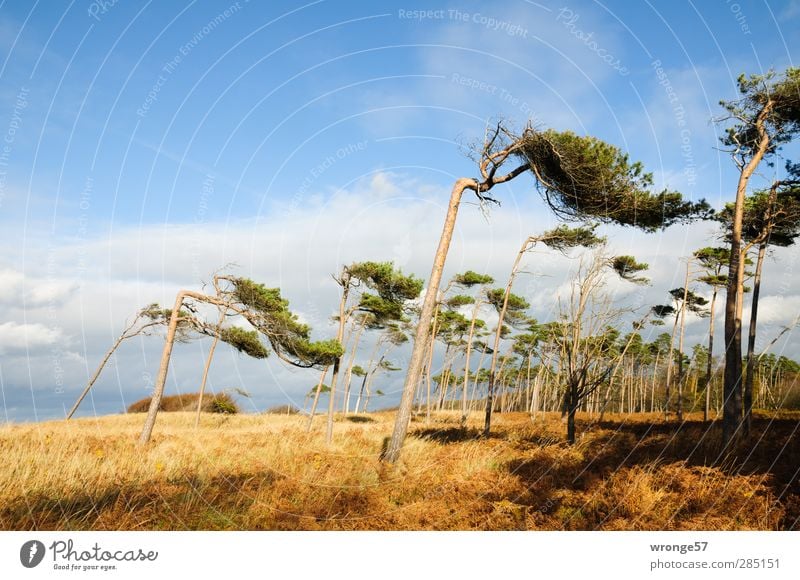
[704,287,718,422]
[460,300,481,427]
[139,291,189,445]
[485,237,531,436]
[67,334,126,420]
[195,307,227,429]
[743,241,766,435]
[306,366,329,432]
[326,285,351,444]
[664,307,681,421]
[385,179,470,462]
[355,338,381,414]
[342,317,367,414]
[676,267,691,422]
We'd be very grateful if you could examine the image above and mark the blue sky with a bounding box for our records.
[1,0,799,422]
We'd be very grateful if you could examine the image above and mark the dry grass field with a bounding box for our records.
[1,410,798,530]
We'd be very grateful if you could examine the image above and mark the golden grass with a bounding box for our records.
[0,410,797,530]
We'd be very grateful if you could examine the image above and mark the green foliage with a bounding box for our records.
[453,270,495,286]
[217,327,270,359]
[352,365,367,377]
[446,294,475,309]
[227,277,344,368]
[717,184,800,247]
[668,287,709,315]
[515,129,712,230]
[611,255,650,284]
[210,396,238,414]
[486,289,530,328]
[540,224,606,252]
[720,68,800,157]
[651,304,676,319]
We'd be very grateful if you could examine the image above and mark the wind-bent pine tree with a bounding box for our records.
[139,275,341,445]
[384,122,710,462]
[716,67,800,446]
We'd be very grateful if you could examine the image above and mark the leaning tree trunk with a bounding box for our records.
[195,307,227,429]
[306,366,329,432]
[139,291,191,445]
[743,241,766,435]
[385,179,470,462]
[485,237,531,436]
[704,287,718,422]
[67,333,127,420]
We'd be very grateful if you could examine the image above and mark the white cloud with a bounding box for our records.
[0,321,64,354]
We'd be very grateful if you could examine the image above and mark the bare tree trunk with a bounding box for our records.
[676,267,691,422]
[743,241,766,435]
[67,334,126,420]
[306,366,329,432]
[355,338,381,414]
[139,291,189,445]
[485,237,532,435]
[342,317,367,414]
[326,285,350,444]
[385,179,470,462]
[460,300,481,427]
[704,287,718,422]
[425,308,440,425]
[195,307,227,429]
[664,306,681,421]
